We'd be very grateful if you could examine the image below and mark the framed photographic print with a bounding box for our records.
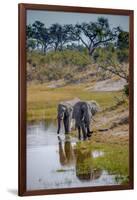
[18,3,134,196]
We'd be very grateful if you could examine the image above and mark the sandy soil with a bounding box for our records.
[86,78,127,92]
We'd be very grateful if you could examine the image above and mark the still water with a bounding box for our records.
[27,121,118,190]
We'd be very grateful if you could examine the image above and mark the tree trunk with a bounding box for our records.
[54,44,58,52]
[89,47,96,56]
[43,46,47,54]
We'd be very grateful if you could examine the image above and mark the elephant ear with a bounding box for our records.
[58,104,65,111]
[89,101,99,115]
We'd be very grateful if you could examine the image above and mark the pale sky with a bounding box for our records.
[27,10,129,32]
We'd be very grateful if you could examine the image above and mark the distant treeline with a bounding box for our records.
[27,17,129,56]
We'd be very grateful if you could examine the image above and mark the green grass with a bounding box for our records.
[56,169,67,172]
[27,83,123,121]
[91,143,129,177]
[75,141,129,184]
[56,169,74,172]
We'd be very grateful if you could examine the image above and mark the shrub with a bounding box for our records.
[123,84,129,96]
[27,58,32,64]
[32,63,36,68]
[64,73,74,81]
[44,50,91,68]
[117,49,129,63]
[27,50,92,83]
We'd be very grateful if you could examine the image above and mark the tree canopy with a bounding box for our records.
[26,17,128,56]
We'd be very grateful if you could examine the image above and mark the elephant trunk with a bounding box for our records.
[57,118,62,134]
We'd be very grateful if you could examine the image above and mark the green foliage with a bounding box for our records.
[117,48,129,63]
[27,39,36,51]
[93,46,117,80]
[28,50,91,67]
[75,142,129,184]
[93,44,117,63]
[116,31,129,63]
[27,50,92,83]
[91,144,129,178]
[27,18,121,56]
[117,31,129,49]
[123,84,129,96]
[45,50,91,67]
[93,43,129,81]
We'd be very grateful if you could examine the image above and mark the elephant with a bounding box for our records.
[73,101,99,140]
[57,98,80,134]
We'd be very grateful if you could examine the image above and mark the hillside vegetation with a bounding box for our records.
[27,46,128,86]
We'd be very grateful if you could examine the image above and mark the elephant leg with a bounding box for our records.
[63,117,69,134]
[78,126,81,140]
[87,126,93,137]
[68,116,72,133]
[81,122,87,140]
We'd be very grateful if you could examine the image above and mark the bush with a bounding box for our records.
[27,50,92,83]
[117,49,129,63]
[45,50,91,68]
[32,63,36,68]
[27,58,32,64]
[64,73,74,81]
[93,47,117,64]
[123,84,129,96]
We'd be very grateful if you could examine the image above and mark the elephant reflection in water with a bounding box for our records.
[57,136,102,181]
[58,135,75,166]
[75,148,102,181]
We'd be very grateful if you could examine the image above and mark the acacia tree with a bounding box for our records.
[26,24,34,39]
[117,31,129,49]
[31,21,45,49]
[26,18,121,55]
[96,30,129,83]
[116,31,129,63]
[49,23,73,51]
[72,17,119,56]
[27,39,36,51]
[26,24,36,51]
[29,21,51,53]
[39,27,52,53]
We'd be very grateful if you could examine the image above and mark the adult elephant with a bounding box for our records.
[73,101,99,140]
[57,98,80,134]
